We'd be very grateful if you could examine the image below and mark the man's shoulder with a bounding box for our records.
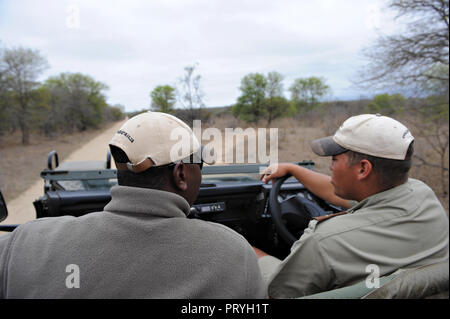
[188,218,249,243]
[313,211,348,224]
[14,215,76,232]
[8,212,108,244]
[182,219,259,257]
[304,209,384,244]
[407,177,428,187]
[307,178,444,241]
[406,178,436,195]
[305,212,354,236]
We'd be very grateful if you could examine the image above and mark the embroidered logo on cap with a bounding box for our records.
[117,130,134,143]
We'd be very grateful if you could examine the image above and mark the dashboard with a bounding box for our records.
[192,178,327,259]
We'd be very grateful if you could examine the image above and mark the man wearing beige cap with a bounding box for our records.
[258,114,449,298]
[0,112,267,299]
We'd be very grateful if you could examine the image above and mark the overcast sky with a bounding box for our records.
[0,0,400,112]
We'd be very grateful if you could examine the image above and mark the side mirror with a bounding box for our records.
[0,191,8,222]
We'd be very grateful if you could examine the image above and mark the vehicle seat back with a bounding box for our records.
[363,260,449,299]
[298,260,448,299]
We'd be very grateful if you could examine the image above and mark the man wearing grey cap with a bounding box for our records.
[0,112,267,299]
[258,114,449,298]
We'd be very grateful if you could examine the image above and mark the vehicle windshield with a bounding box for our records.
[43,162,311,191]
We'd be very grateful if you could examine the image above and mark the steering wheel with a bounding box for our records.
[269,174,329,246]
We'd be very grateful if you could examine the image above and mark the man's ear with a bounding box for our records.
[172,162,188,191]
[357,159,373,180]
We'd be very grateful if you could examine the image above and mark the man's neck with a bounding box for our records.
[355,177,408,202]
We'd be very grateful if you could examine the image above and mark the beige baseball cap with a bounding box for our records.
[311,114,414,160]
[109,112,215,173]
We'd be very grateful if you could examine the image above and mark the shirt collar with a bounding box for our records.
[347,179,412,214]
[104,185,190,218]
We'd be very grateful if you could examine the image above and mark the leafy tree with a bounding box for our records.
[105,104,126,122]
[233,71,292,125]
[266,71,284,98]
[289,76,330,113]
[0,46,49,144]
[150,85,176,114]
[265,96,291,125]
[29,86,52,134]
[0,54,13,136]
[43,72,109,132]
[366,93,406,115]
[0,90,15,137]
[232,73,268,123]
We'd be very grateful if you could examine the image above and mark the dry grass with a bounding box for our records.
[202,114,332,170]
[0,122,119,203]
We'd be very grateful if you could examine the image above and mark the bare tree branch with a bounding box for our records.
[414,154,449,170]
[356,0,449,91]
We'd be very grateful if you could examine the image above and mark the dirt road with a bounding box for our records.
[1,120,126,225]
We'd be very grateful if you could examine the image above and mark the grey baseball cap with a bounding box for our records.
[311,136,348,157]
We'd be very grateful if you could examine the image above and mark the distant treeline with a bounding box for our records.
[0,46,125,144]
[0,72,125,137]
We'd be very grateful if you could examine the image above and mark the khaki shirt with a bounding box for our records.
[261,178,449,298]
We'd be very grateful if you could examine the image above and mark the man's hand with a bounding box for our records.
[260,163,293,184]
[261,162,351,209]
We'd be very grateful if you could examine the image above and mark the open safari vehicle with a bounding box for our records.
[0,150,448,299]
